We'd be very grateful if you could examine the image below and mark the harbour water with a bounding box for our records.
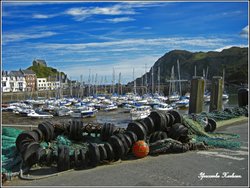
[2,94,239,129]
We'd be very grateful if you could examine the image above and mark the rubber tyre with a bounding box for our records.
[108,135,125,160]
[126,121,147,140]
[104,143,115,161]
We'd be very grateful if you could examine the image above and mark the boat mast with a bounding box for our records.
[141,72,144,95]
[91,74,94,96]
[118,72,121,95]
[104,76,107,94]
[170,66,175,95]
[145,64,148,94]
[95,73,98,95]
[151,66,154,94]
[69,76,72,97]
[177,59,181,96]
[88,69,91,96]
[133,68,136,94]
[112,68,115,94]
[157,65,160,94]
[100,76,103,94]
[222,68,225,93]
[80,74,83,98]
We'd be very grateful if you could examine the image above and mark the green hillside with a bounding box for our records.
[27,65,65,79]
[134,47,248,86]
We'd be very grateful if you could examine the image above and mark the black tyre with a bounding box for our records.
[108,135,125,160]
[88,143,100,167]
[204,123,212,132]
[149,131,167,143]
[169,110,183,124]
[167,114,175,127]
[57,146,65,172]
[168,123,188,140]
[16,131,39,152]
[142,116,155,134]
[79,148,87,168]
[32,128,44,142]
[38,123,51,141]
[74,149,79,168]
[208,118,217,132]
[138,120,149,135]
[100,123,115,141]
[123,133,133,148]
[104,143,115,161]
[115,133,129,154]
[98,145,108,161]
[126,121,147,140]
[64,146,70,170]
[22,142,41,166]
[124,131,138,144]
[149,111,167,131]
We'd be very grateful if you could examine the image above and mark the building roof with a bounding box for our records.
[21,69,36,75]
[9,70,24,77]
[2,71,9,76]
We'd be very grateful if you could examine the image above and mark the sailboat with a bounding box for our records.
[168,65,180,102]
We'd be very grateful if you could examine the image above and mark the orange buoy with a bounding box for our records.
[132,140,149,158]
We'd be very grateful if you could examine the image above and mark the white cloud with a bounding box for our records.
[32,13,58,19]
[240,25,248,38]
[34,37,229,51]
[65,5,136,21]
[32,14,50,19]
[105,17,135,23]
[3,31,58,43]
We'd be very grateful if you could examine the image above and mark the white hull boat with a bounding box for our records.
[27,111,53,118]
[130,105,151,121]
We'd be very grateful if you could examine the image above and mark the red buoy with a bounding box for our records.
[132,140,149,158]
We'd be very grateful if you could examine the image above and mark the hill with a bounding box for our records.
[132,47,248,86]
[27,65,66,80]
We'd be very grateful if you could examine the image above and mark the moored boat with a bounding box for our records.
[27,110,53,118]
[130,105,151,121]
[153,102,173,111]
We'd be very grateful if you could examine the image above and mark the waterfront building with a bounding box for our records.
[37,78,48,90]
[37,78,61,91]
[9,70,27,92]
[1,71,11,92]
[21,69,37,92]
[47,81,60,90]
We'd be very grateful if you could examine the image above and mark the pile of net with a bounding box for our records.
[1,106,247,182]
[195,105,248,122]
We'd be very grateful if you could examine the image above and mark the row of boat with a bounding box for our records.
[2,92,229,121]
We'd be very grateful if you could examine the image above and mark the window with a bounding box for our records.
[39,80,41,82]
[2,82,6,87]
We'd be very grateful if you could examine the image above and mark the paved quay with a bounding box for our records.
[4,120,248,187]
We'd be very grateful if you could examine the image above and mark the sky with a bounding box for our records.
[1,1,249,84]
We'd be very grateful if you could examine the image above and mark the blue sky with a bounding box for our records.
[2,1,249,83]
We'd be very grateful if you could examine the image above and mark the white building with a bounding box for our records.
[9,71,27,92]
[37,78,48,90]
[1,71,11,92]
[47,81,60,90]
[37,78,61,91]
